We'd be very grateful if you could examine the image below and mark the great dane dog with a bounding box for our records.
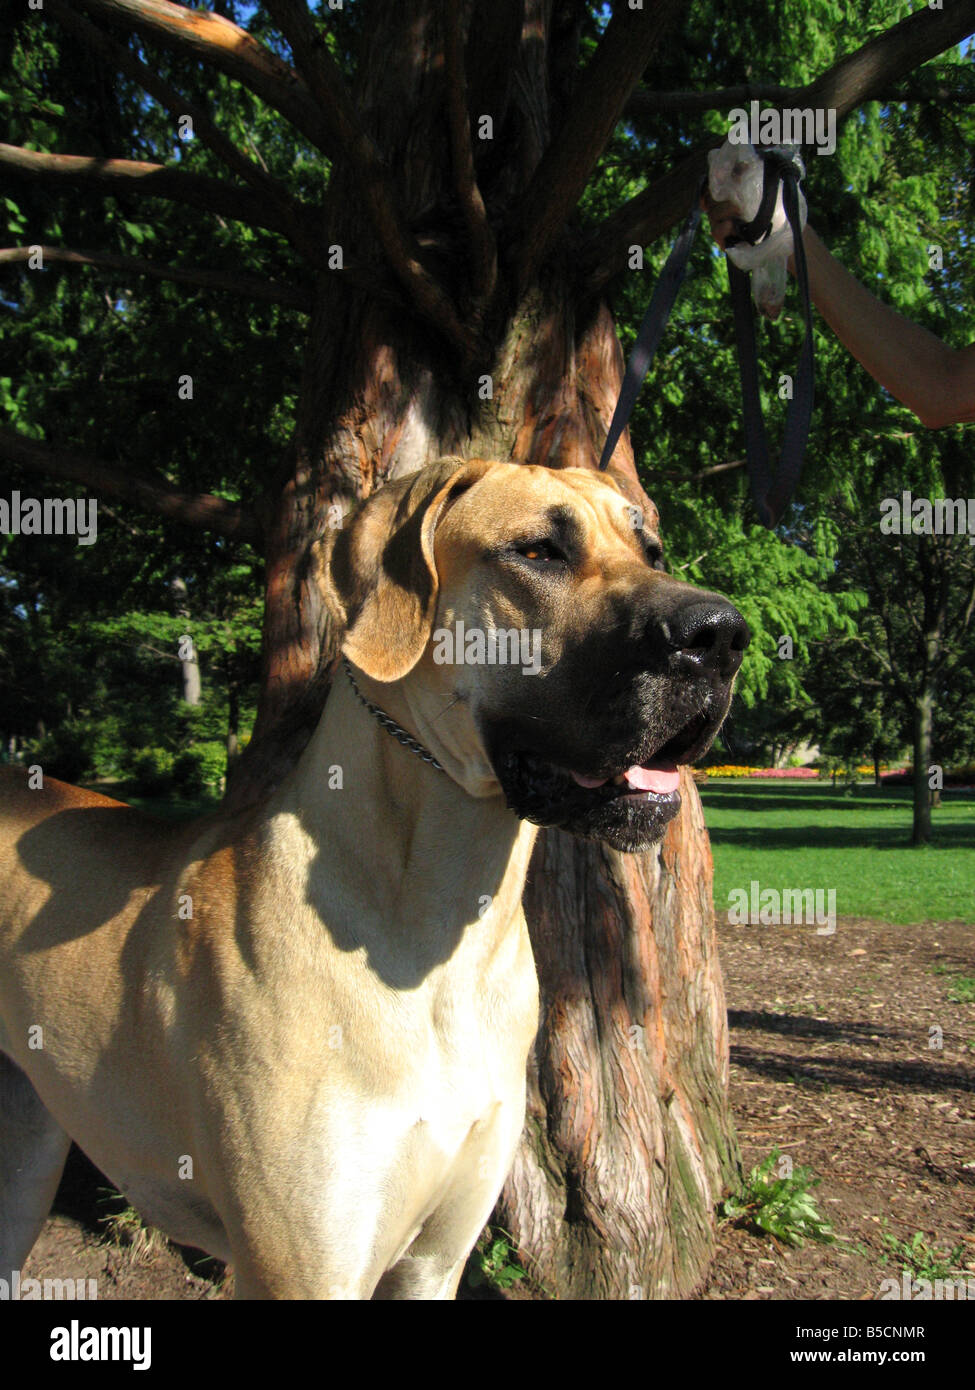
[0,457,748,1299]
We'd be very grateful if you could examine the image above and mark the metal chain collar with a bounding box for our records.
[342,659,446,775]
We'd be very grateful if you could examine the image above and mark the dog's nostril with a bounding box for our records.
[667,600,750,677]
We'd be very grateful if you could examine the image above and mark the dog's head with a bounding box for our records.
[323,457,749,852]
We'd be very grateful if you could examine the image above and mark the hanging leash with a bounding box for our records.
[597,191,703,480]
[598,147,814,531]
[725,152,815,528]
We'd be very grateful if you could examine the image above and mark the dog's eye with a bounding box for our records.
[514,539,566,564]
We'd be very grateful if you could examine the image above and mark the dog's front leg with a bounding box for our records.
[217,1172,411,1300]
[0,1053,72,1277]
[370,1255,461,1300]
[227,1226,383,1301]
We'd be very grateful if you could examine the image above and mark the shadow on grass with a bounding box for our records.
[708,822,975,850]
[78,784,220,823]
[700,784,975,811]
[700,784,975,850]
[700,792,913,815]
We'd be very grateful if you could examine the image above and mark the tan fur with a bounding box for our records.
[0,459,726,1299]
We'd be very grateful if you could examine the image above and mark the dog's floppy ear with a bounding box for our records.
[322,456,493,682]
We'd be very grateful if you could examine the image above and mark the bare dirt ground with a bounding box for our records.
[698,917,975,1300]
[21,917,975,1301]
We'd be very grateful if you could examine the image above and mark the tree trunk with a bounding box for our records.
[226,679,240,772]
[500,773,735,1298]
[172,575,202,706]
[912,689,934,845]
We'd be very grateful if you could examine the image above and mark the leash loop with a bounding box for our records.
[598,149,814,529]
[729,166,814,528]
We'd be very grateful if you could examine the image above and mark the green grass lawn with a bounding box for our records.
[700,781,975,926]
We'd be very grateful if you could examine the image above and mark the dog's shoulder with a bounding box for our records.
[0,765,133,824]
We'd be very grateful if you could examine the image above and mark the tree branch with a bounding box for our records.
[443,0,496,304]
[625,71,975,117]
[75,0,334,156]
[0,245,309,311]
[796,1,975,121]
[580,145,707,296]
[47,0,311,254]
[0,426,262,544]
[512,0,683,291]
[264,0,478,362]
[0,143,302,242]
[656,458,746,481]
[582,0,975,292]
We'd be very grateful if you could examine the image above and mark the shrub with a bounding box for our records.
[172,742,226,798]
[25,719,97,784]
[722,1149,834,1248]
[128,747,175,796]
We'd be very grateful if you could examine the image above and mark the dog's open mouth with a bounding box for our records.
[494,707,714,852]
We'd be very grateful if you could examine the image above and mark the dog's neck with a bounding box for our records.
[269,668,537,963]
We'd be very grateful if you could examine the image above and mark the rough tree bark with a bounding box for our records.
[7,0,970,1298]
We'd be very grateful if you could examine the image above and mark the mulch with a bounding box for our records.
[698,916,975,1299]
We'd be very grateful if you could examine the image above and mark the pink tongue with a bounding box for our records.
[569,762,680,794]
[623,762,679,794]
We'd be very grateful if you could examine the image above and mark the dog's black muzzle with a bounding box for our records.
[487,584,750,853]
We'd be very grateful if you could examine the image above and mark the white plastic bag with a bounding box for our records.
[707,139,807,319]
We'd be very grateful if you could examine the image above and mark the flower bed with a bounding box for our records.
[706,764,912,781]
[704,765,819,778]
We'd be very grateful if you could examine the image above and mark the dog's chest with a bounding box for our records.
[284,900,538,1231]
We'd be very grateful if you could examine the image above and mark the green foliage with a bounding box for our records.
[880,1229,965,1282]
[601,2,975,790]
[26,717,98,785]
[467,1228,528,1294]
[931,966,975,1005]
[0,2,275,776]
[128,747,175,797]
[1,0,973,822]
[722,1149,834,1248]
[172,742,227,798]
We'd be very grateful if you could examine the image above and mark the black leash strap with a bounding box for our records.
[728,170,814,528]
[597,191,702,473]
[598,151,815,529]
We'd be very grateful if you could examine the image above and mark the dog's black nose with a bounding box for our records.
[667,598,750,682]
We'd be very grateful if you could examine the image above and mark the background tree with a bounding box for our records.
[820,501,975,841]
[2,0,973,1297]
